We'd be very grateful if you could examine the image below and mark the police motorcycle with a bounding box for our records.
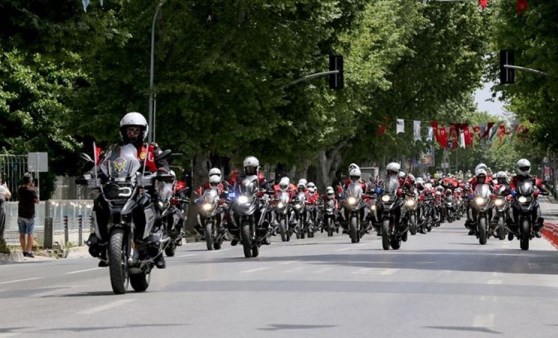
[273,190,291,242]
[291,191,308,239]
[374,176,407,250]
[508,180,547,250]
[154,171,187,257]
[341,182,370,244]
[491,185,509,241]
[196,187,228,250]
[322,196,340,237]
[444,190,457,223]
[469,183,493,245]
[78,144,172,294]
[404,192,419,235]
[229,176,272,258]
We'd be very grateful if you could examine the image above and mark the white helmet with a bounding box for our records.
[120,112,148,143]
[475,168,487,177]
[243,156,259,176]
[416,177,424,185]
[279,177,290,190]
[386,162,400,174]
[398,171,406,179]
[209,167,221,178]
[349,168,361,182]
[348,163,360,172]
[297,178,307,187]
[326,186,334,195]
[474,163,488,174]
[516,159,531,176]
[307,182,316,193]
[209,174,221,185]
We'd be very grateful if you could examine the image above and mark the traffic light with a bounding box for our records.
[500,50,515,84]
[329,55,344,89]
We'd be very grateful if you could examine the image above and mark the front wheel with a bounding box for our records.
[381,219,390,250]
[165,242,176,257]
[497,217,506,240]
[350,216,359,243]
[241,223,252,258]
[205,222,214,251]
[478,217,487,245]
[409,214,417,235]
[520,219,530,251]
[279,218,288,242]
[108,228,129,295]
[130,270,151,292]
[327,218,334,237]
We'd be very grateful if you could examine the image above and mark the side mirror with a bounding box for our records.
[156,149,172,161]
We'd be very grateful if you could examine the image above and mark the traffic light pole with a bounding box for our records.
[284,70,339,88]
[504,65,550,77]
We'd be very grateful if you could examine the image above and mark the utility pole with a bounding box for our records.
[148,0,167,143]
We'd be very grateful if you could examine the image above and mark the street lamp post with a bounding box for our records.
[148,0,167,143]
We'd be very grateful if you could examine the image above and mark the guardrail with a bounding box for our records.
[2,200,94,247]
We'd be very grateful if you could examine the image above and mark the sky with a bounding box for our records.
[473,81,510,119]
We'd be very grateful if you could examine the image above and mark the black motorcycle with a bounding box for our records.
[196,188,227,250]
[273,191,291,241]
[229,176,271,258]
[342,183,369,243]
[470,183,493,245]
[322,198,339,237]
[80,144,171,294]
[376,177,407,250]
[508,180,547,250]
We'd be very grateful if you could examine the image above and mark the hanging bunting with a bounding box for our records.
[413,121,422,141]
[517,0,528,15]
[478,0,488,10]
[396,119,405,134]
[427,126,433,142]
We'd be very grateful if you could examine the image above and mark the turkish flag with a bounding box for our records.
[479,0,488,9]
[449,124,460,149]
[517,0,528,15]
[463,125,473,147]
[438,126,448,148]
[497,124,508,143]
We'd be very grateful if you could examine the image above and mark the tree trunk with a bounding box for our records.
[316,142,347,191]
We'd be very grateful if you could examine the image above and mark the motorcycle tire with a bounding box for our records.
[165,242,176,257]
[381,220,390,250]
[497,218,506,240]
[252,245,259,258]
[205,222,214,251]
[478,217,488,245]
[108,228,129,295]
[327,218,334,237]
[409,214,417,236]
[130,269,151,292]
[214,237,222,250]
[279,219,288,242]
[350,216,359,244]
[520,219,530,251]
[241,223,252,258]
[390,237,401,250]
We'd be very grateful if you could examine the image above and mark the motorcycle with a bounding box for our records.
[273,191,291,242]
[404,194,418,235]
[444,193,456,223]
[229,176,272,258]
[80,144,171,294]
[491,186,509,241]
[291,192,308,239]
[322,197,339,237]
[375,177,407,250]
[508,180,547,250]
[155,173,187,257]
[196,188,227,250]
[470,183,493,245]
[342,182,369,244]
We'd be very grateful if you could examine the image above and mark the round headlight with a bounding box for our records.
[405,199,416,207]
[294,204,301,209]
[347,197,357,205]
[238,195,249,204]
[202,203,213,211]
[277,202,284,209]
[518,196,527,204]
[475,197,486,206]
[494,199,504,207]
[371,205,376,211]
[381,195,390,202]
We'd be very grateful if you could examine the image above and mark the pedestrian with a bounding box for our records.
[0,175,12,245]
[18,173,39,258]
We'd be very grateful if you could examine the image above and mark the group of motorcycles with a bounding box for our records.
[77,147,547,295]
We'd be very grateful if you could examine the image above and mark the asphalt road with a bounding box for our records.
[1,214,558,338]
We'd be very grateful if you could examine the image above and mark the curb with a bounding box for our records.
[542,222,558,249]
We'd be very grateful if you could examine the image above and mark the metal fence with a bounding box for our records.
[0,154,27,198]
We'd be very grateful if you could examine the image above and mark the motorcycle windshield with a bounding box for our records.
[239,176,257,195]
[474,184,491,199]
[100,144,141,182]
[345,183,363,198]
[296,192,306,204]
[155,180,174,202]
[203,189,218,204]
[518,181,534,196]
[279,192,290,203]
[382,177,400,194]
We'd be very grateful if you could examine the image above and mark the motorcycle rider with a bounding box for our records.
[465,167,491,235]
[305,182,321,229]
[509,159,547,238]
[90,112,170,269]
[194,168,229,234]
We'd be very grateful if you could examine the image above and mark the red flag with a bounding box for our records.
[497,124,508,143]
[449,124,459,149]
[472,125,481,137]
[463,126,473,147]
[376,123,387,136]
[517,0,528,15]
[431,121,448,148]
[478,0,488,10]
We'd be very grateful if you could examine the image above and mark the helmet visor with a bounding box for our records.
[519,166,530,172]
[244,166,257,176]
[350,175,360,181]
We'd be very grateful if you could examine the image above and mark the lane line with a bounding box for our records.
[0,277,42,285]
[240,267,272,273]
[278,261,296,265]
[335,248,353,252]
[66,268,102,275]
[380,269,399,276]
[487,279,502,285]
[177,254,199,258]
[312,267,333,274]
[78,299,136,315]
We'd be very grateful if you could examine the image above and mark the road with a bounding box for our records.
[1,213,558,338]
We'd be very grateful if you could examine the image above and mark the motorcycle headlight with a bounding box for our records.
[494,199,504,207]
[202,203,213,212]
[475,197,487,206]
[370,205,376,211]
[405,199,416,207]
[277,202,285,209]
[518,196,527,204]
[447,202,452,207]
[294,203,301,210]
[347,197,357,205]
[381,194,390,203]
[237,195,249,204]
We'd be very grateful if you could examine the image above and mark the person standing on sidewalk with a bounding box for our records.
[18,173,39,258]
[0,175,12,246]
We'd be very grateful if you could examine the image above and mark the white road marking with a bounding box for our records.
[312,267,333,274]
[472,313,495,328]
[487,279,502,285]
[380,269,398,276]
[0,277,42,285]
[240,267,271,273]
[78,299,136,315]
[284,266,305,273]
[278,261,296,265]
[335,247,353,252]
[66,268,102,275]
[352,268,372,275]
[177,254,199,258]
